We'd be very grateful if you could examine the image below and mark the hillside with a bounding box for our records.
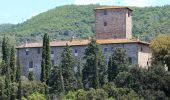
[0,5,170,43]
[0,24,15,33]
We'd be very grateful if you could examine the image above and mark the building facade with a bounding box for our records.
[17,6,151,80]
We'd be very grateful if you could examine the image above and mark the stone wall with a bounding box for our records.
[95,8,132,39]
[17,43,150,80]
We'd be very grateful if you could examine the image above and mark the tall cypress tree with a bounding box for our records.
[17,78,22,100]
[108,47,129,82]
[45,35,51,85]
[16,61,21,83]
[40,33,47,82]
[60,44,74,92]
[82,38,107,89]
[16,60,22,100]
[75,61,83,89]
[10,46,16,82]
[40,33,51,85]
[2,35,10,63]
[5,64,11,100]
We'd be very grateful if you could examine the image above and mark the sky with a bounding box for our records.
[0,0,169,24]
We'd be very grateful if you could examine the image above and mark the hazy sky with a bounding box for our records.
[0,0,169,24]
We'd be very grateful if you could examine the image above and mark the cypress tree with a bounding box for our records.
[2,35,10,63]
[40,59,46,82]
[108,47,129,82]
[16,61,22,100]
[0,60,6,75]
[40,33,47,83]
[75,62,83,89]
[16,62,21,83]
[10,46,16,82]
[40,33,51,85]
[82,38,107,89]
[60,44,74,92]
[5,65,11,100]
[17,79,22,100]
[45,35,51,85]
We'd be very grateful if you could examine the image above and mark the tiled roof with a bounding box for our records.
[95,6,133,11]
[17,39,150,49]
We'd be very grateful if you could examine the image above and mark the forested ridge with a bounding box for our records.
[0,5,170,43]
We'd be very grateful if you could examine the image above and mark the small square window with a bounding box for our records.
[51,51,54,54]
[104,22,107,26]
[104,48,107,52]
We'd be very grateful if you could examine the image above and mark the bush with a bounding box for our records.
[22,92,46,100]
[22,80,46,98]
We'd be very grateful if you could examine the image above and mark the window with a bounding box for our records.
[104,10,107,15]
[29,61,33,68]
[75,49,78,53]
[141,47,143,52]
[128,57,132,64]
[26,49,29,55]
[37,48,40,54]
[51,51,54,58]
[128,11,131,17]
[74,49,78,56]
[104,48,107,52]
[104,22,107,26]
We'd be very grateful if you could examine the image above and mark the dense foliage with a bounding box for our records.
[0,35,170,99]
[150,35,170,71]
[0,5,170,44]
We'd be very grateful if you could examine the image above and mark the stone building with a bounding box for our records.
[17,6,151,80]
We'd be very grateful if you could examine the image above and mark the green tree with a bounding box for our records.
[108,47,129,82]
[2,35,10,64]
[40,33,52,85]
[49,65,65,94]
[60,44,74,92]
[75,62,83,89]
[0,61,6,76]
[5,67,11,100]
[10,46,16,82]
[16,61,21,83]
[17,79,22,100]
[28,71,34,81]
[150,35,170,71]
[15,60,22,100]
[82,38,107,89]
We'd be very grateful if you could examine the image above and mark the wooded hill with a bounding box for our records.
[0,5,170,43]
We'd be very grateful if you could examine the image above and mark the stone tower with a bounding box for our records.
[95,6,132,39]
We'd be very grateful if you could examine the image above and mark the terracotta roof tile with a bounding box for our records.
[95,6,133,11]
[17,39,149,49]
